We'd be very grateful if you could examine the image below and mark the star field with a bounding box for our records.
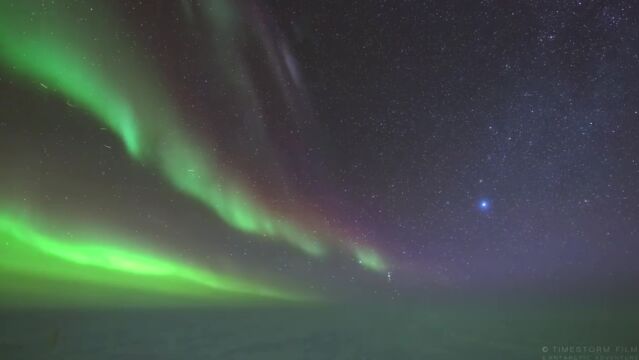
[272,0,639,290]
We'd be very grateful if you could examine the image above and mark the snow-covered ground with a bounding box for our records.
[1,298,637,359]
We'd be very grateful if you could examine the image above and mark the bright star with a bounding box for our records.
[478,199,491,211]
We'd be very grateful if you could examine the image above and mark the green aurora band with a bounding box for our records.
[0,1,386,272]
[0,212,303,305]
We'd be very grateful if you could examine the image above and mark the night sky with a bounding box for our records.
[1,0,638,305]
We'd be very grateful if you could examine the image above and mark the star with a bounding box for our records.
[478,199,491,211]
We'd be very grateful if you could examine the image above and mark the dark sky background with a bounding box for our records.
[266,0,639,291]
[1,0,638,299]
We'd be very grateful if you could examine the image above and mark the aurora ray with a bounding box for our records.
[0,211,304,305]
[0,0,387,272]
[353,246,387,273]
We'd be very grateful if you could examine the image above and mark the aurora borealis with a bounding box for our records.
[0,0,390,305]
[2,0,639,358]
[0,211,302,304]
[1,0,638,300]
[0,0,386,264]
